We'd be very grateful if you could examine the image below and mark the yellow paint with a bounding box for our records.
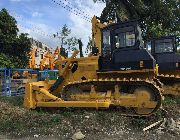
[29,48,36,69]
[176,62,179,68]
[24,16,162,116]
[140,61,144,68]
[91,16,112,54]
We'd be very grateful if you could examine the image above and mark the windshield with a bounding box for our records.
[102,30,111,57]
[115,31,135,48]
[155,39,173,53]
[146,41,152,53]
[177,37,180,53]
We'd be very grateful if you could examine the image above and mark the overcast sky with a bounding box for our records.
[0,0,105,51]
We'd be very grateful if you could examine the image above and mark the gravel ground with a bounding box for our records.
[0,96,179,140]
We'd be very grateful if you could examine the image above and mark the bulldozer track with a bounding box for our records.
[158,74,180,95]
[158,74,180,81]
[60,77,163,117]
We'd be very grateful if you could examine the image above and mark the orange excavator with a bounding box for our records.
[40,47,60,70]
[29,48,36,69]
[39,49,51,70]
[49,47,60,70]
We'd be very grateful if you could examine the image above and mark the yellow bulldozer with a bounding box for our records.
[146,36,180,96]
[24,16,163,116]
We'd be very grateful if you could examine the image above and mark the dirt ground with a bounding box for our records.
[0,96,179,140]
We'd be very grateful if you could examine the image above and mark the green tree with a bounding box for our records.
[0,8,18,55]
[13,33,31,68]
[65,37,78,51]
[54,24,78,54]
[0,8,31,68]
[0,53,14,68]
[85,36,93,54]
[93,0,180,41]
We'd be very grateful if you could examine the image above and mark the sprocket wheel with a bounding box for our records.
[133,86,156,115]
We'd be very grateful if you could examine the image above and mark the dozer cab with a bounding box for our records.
[146,36,180,95]
[24,16,162,116]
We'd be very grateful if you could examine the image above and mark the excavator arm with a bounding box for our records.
[49,47,59,70]
[40,49,51,70]
[29,48,36,69]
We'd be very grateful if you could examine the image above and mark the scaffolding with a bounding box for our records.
[0,68,59,96]
[0,68,38,96]
[0,68,11,96]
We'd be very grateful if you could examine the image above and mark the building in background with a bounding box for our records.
[30,38,54,69]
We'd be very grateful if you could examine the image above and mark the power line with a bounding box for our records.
[3,11,70,49]
[7,10,58,40]
[57,0,91,20]
[52,0,91,22]
[63,0,92,18]
[51,0,91,22]
[9,12,54,39]
[1,12,59,44]
[1,9,64,48]
[18,24,54,39]
[0,10,64,48]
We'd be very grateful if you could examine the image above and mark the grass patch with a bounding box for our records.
[0,118,25,132]
[0,96,63,135]
[0,95,179,138]
[0,95,24,107]
[130,117,147,128]
[163,96,180,106]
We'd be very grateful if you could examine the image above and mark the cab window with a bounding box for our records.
[177,37,180,53]
[115,31,135,48]
[102,30,111,57]
[155,39,173,53]
[146,41,152,53]
[126,32,135,46]
[177,45,180,53]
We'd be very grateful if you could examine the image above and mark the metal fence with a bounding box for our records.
[0,68,59,96]
[0,68,11,96]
